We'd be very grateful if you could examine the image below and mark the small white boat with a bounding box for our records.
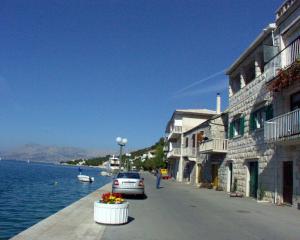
[77,174,94,182]
[100,171,112,176]
[100,171,108,176]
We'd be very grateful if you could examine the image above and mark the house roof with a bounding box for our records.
[183,110,229,135]
[226,23,276,75]
[175,109,217,115]
[166,109,216,131]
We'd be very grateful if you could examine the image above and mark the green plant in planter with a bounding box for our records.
[257,182,266,200]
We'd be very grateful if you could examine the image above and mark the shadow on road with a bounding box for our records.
[123,194,148,200]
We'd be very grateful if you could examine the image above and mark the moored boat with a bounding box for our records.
[77,173,94,182]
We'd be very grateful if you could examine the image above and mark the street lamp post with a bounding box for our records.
[116,137,128,171]
[125,153,131,171]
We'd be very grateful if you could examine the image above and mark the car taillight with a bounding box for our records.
[139,180,144,186]
[114,180,119,186]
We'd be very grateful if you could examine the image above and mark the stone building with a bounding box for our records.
[226,24,276,200]
[182,108,228,188]
[263,0,300,207]
[225,0,300,208]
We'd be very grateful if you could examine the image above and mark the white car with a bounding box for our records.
[112,172,144,196]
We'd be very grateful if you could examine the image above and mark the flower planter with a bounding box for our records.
[94,201,129,224]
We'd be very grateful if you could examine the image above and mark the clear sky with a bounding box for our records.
[0,0,283,152]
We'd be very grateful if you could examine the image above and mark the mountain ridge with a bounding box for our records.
[0,143,110,164]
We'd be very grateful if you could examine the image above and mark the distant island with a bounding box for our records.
[0,138,167,171]
[61,155,110,167]
[0,144,107,164]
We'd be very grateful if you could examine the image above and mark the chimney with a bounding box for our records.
[216,93,221,114]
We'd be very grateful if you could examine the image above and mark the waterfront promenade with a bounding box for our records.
[11,172,300,240]
[11,183,111,240]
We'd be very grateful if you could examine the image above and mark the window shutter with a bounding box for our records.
[240,116,245,136]
[265,105,273,120]
[229,122,234,139]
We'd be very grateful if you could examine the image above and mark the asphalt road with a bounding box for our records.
[101,172,300,240]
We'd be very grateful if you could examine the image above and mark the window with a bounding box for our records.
[185,137,188,147]
[249,105,273,131]
[229,116,245,138]
[244,62,256,84]
[192,134,196,147]
[291,92,300,111]
[230,75,241,94]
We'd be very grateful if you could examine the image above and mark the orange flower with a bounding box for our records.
[100,192,124,204]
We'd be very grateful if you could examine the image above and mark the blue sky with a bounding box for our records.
[0,0,282,152]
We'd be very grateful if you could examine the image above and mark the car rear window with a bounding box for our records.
[117,172,140,179]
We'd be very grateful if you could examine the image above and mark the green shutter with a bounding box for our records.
[265,105,273,120]
[240,116,245,136]
[229,122,234,139]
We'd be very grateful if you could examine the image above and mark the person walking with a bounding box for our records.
[156,167,162,189]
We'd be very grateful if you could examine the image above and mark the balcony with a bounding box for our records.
[167,126,182,141]
[166,148,181,159]
[264,36,300,83]
[182,147,197,159]
[264,108,300,143]
[198,138,228,153]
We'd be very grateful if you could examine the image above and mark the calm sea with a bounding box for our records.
[0,160,111,240]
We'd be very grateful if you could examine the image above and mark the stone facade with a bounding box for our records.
[225,0,300,208]
[182,112,228,187]
[225,26,276,201]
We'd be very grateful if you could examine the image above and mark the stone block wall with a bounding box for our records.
[224,74,275,201]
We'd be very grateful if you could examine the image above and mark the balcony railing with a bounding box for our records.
[264,36,300,83]
[198,138,228,153]
[167,126,182,141]
[264,108,300,142]
[166,147,181,158]
[182,147,197,158]
[172,126,182,133]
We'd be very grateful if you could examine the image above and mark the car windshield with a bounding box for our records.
[117,172,140,179]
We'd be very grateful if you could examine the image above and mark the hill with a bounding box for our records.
[0,144,105,164]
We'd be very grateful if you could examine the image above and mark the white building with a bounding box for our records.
[165,109,216,182]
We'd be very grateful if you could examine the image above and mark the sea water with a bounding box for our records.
[0,160,111,240]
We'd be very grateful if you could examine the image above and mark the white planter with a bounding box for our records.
[94,201,129,224]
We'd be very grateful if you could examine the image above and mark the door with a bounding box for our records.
[283,161,293,205]
[249,161,258,198]
[211,164,219,187]
[197,164,203,184]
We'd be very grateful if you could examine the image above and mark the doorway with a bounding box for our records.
[249,161,258,198]
[211,164,219,188]
[283,161,293,205]
[227,162,233,192]
[197,163,203,184]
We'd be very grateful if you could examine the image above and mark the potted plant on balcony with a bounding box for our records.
[94,192,129,225]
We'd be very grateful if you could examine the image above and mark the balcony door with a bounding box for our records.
[283,161,293,205]
[291,91,300,111]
